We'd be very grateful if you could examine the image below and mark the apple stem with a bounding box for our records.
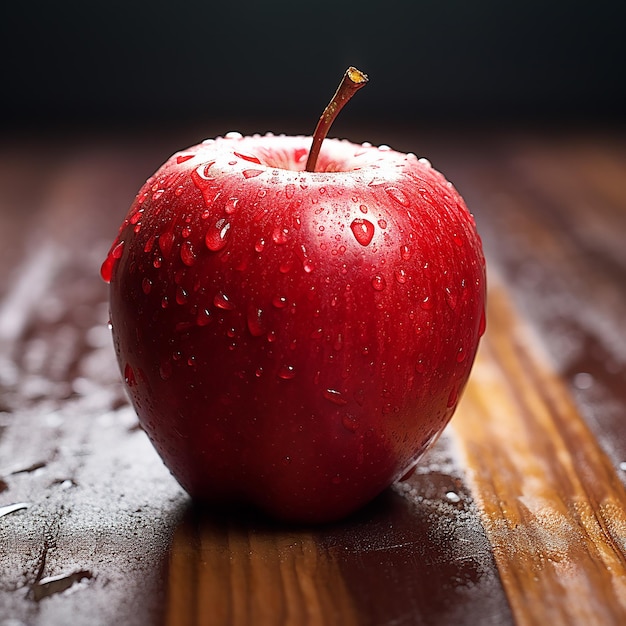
[305,67,369,173]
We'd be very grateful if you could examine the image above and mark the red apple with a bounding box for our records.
[101,69,486,523]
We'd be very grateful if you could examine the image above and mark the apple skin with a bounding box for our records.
[102,133,486,523]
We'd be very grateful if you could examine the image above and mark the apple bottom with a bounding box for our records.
[121,365,456,524]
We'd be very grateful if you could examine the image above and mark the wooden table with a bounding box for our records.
[1,123,625,625]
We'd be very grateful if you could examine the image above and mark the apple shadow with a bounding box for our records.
[160,479,512,626]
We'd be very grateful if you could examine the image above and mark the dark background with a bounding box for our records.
[1,0,624,135]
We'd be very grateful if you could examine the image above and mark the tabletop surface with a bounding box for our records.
[1,122,625,625]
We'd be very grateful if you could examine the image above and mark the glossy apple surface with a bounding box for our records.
[102,133,486,523]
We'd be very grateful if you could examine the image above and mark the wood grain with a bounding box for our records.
[452,279,626,624]
[166,514,359,626]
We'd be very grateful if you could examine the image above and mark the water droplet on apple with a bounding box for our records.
[233,151,262,164]
[418,157,432,168]
[350,218,375,246]
[247,306,266,337]
[242,169,264,179]
[225,131,243,139]
[124,363,137,387]
[197,308,212,326]
[278,365,296,380]
[141,277,152,294]
[353,388,365,406]
[279,260,293,274]
[100,258,114,284]
[445,287,457,310]
[285,184,296,199]
[159,360,172,380]
[176,286,188,305]
[272,227,290,245]
[143,235,155,253]
[419,187,435,204]
[302,259,315,273]
[400,244,412,260]
[394,269,407,284]
[272,295,288,308]
[180,240,196,266]
[420,295,433,310]
[385,186,410,207]
[310,327,323,339]
[205,218,231,251]
[456,346,467,363]
[323,389,348,406]
[447,385,459,408]
[378,219,387,229]
[159,231,175,257]
[342,414,359,432]
[214,292,234,310]
[100,240,126,282]
[225,197,239,214]
[452,232,464,247]
[371,275,386,291]
[254,238,266,253]
[193,162,215,185]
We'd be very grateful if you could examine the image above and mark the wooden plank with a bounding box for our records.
[165,517,359,626]
[452,280,626,625]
